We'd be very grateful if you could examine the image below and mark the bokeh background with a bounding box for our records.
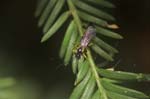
[0,0,150,99]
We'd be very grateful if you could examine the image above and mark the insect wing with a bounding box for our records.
[81,26,96,47]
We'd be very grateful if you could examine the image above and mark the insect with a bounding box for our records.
[75,26,96,59]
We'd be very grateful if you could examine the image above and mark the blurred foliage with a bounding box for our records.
[0,78,42,99]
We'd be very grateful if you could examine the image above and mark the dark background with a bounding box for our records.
[0,0,150,99]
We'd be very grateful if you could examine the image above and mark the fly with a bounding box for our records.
[75,26,96,59]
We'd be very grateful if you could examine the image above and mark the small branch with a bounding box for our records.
[87,49,108,99]
[67,0,83,36]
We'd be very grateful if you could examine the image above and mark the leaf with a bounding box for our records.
[64,25,78,65]
[91,90,100,99]
[72,55,78,74]
[95,26,123,39]
[107,24,119,29]
[91,44,114,61]
[41,11,70,42]
[77,56,85,70]
[34,0,49,17]
[86,0,116,8]
[107,91,138,99]
[78,10,108,27]
[101,79,149,99]
[81,75,96,99]
[93,36,118,53]
[75,0,115,21]
[70,70,91,99]
[76,60,89,84]
[101,78,124,84]
[97,68,150,82]
[59,20,75,59]
[38,0,58,27]
[97,61,110,68]
[43,0,66,33]
[143,74,150,81]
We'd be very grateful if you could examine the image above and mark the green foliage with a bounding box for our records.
[35,0,150,99]
[0,78,16,99]
[0,78,15,88]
